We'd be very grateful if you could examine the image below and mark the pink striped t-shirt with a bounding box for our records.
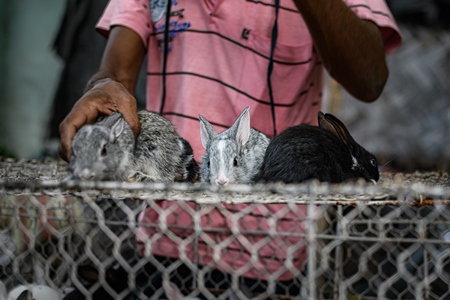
[97,0,401,281]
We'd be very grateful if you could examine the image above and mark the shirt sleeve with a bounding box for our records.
[345,0,402,55]
[96,0,153,49]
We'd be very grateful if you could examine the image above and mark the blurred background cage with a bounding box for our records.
[1,157,450,299]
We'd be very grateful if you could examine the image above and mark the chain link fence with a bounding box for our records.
[1,158,450,299]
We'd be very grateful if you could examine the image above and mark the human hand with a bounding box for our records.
[58,78,140,162]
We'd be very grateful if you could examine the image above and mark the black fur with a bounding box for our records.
[179,138,199,183]
[254,112,379,184]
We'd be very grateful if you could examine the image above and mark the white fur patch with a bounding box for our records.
[351,155,359,170]
[217,140,226,153]
[217,140,229,183]
[178,139,184,152]
[84,126,93,138]
[217,140,227,168]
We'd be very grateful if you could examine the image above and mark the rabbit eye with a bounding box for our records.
[370,159,377,167]
[101,146,107,157]
[233,158,238,167]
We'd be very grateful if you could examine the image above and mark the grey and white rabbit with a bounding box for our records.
[199,106,270,185]
[69,110,198,182]
[254,111,379,183]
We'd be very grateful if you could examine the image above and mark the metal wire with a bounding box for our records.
[1,158,450,299]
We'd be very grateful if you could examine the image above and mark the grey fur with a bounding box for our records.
[199,107,270,185]
[69,111,198,182]
[69,113,134,181]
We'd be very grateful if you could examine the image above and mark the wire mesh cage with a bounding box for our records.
[1,157,450,299]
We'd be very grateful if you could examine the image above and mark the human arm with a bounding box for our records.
[292,0,388,102]
[58,25,145,162]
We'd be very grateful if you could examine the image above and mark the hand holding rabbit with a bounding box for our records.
[58,78,140,162]
[69,110,198,182]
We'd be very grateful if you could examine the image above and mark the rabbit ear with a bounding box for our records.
[100,112,122,126]
[109,117,125,143]
[77,265,99,283]
[199,116,218,149]
[16,289,32,300]
[318,112,356,150]
[318,112,340,136]
[230,107,251,146]
[163,281,185,300]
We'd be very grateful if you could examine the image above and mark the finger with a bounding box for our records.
[107,89,140,137]
[58,105,95,162]
[58,121,79,162]
[93,97,140,135]
[58,144,69,163]
[121,109,141,137]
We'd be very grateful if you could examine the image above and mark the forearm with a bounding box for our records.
[59,26,145,162]
[293,0,388,102]
[85,26,145,94]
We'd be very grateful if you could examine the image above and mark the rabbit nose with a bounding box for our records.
[79,168,95,180]
[216,178,229,186]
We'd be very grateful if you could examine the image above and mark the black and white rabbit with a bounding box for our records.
[0,280,62,300]
[199,107,270,185]
[69,110,198,182]
[254,111,379,183]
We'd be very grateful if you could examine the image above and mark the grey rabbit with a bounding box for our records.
[199,106,270,185]
[254,111,379,183]
[69,110,199,182]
